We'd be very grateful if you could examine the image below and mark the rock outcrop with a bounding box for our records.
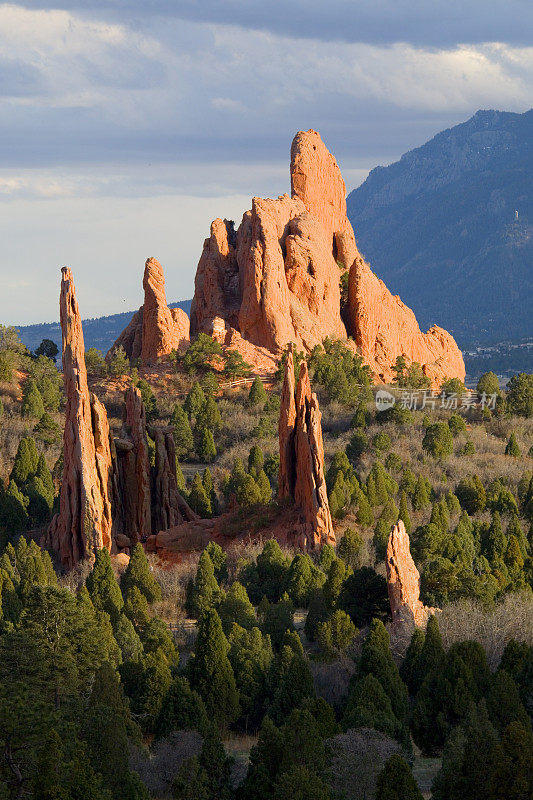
[46,269,197,568]
[278,348,335,550]
[348,252,466,385]
[190,129,465,387]
[108,258,189,364]
[46,268,114,569]
[386,520,434,626]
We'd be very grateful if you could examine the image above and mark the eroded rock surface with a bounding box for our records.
[108,258,189,364]
[386,520,434,626]
[46,268,114,568]
[348,252,466,385]
[278,351,335,550]
[190,129,465,386]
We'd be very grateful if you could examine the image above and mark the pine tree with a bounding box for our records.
[236,474,263,508]
[155,675,209,738]
[412,474,430,510]
[202,467,216,512]
[485,510,507,563]
[248,444,264,476]
[21,379,44,418]
[355,489,373,526]
[375,754,423,800]
[196,427,217,462]
[316,609,355,658]
[488,721,533,800]
[184,382,206,419]
[188,473,212,518]
[505,433,521,457]
[398,491,411,534]
[196,396,222,432]
[228,626,273,728]
[268,642,315,725]
[171,403,194,457]
[121,543,162,603]
[10,436,39,485]
[249,376,267,406]
[86,548,124,623]
[323,558,348,610]
[113,612,144,663]
[486,670,530,734]
[187,550,221,618]
[218,581,256,633]
[358,619,409,742]
[189,608,240,729]
[256,469,272,503]
[240,716,284,800]
[204,541,227,583]
[400,628,425,694]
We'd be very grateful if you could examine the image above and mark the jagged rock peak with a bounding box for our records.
[386,520,435,627]
[108,257,189,364]
[45,268,113,568]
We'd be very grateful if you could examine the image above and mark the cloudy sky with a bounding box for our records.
[1,1,532,325]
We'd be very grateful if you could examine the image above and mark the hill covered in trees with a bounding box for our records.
[347,108,533,346]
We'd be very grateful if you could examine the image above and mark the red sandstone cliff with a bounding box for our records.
[190,130,465,387]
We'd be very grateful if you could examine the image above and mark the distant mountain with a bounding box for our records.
[347,108,533,346]
[17,300,192,356]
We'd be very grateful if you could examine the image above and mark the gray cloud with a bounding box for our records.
[16,0,533,47]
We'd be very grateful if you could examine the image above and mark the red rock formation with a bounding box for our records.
[278,355,335,550]
[113,386,152,544]
[190,130,464,386]
[278,346,297,499]
[386,520,434,626]
[348,251,466,386]
[108,258,189,364]
[46,268,113,568]
[150,426,199,533]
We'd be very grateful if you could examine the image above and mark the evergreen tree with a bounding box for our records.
[337,525,364,568]
[412,474,430,510]
[399,628,425,695]
[86,548,124,623]
[204,541,228,583]
[505,433,521,457]
[240,716,284,800]
[323,558,348,610]
[355,489,373,526]
[108,346,130,378]
[268,642,315,725]
[358,619,409,743]
[189,608,240,729]
[432,701,499,800]
[218,582,256,634]
[375,754,423,800]
[113,613,143,664]
[184,382,206,420]
[121,543,162,604]
[236,474,263,508]
[316,609,356,658]
[171,404,194,457]
[261,595,295,649]
[10,436,39,485]
[488,721,533,800]
[187,550,221,618]
[343,673,401,741]
[202,468,217,513]
[196,396,223,433]
[274,765,331,800]
[486,670,530,733]
[249,376,267,406]
[196,428,217,462]
[422,422,454,459]
[398,491,411,534]
[21,378,45,418]
[339,568,390,628]
[248,445,264,476]
[83,662,149,800]
[319,542,337,573]
[256,470,272,503]
[485,510,507,563]
[155,675,209,738]
[228,625,273,728]
[188,473,212,518]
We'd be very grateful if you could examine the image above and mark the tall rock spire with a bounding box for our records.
[46,268,113,568]
[386,520,435,626]
[278,354,335,550]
